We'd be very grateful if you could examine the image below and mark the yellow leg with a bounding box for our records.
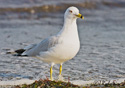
[58,64,64,81]
[59,64,62,75]
[50,66,53,80]
[50,63,54,80]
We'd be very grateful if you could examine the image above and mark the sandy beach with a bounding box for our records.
[0,0,125,86]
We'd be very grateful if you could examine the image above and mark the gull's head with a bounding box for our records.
[64,6,84,20]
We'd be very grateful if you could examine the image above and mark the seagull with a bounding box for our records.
[8,6,84,80]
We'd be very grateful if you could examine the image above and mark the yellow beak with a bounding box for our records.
[76,13,84,19]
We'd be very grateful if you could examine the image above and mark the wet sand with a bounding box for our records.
[0,0,125,81]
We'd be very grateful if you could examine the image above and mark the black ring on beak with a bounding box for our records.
[80,15,83,19]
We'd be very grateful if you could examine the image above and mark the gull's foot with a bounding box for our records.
[49,77,54,81]
[58,74,64,81]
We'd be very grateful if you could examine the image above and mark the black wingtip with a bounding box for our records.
[15,49,25,54]
[6,48,28,57]
[13,54,28,57]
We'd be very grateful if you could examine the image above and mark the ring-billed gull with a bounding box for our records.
[9,6,84,80]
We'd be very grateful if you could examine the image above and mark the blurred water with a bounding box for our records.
[0,0,124,8]
[0,5,125,81]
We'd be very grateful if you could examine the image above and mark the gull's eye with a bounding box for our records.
[69,10,72,13]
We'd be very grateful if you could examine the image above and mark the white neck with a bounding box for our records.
[58,17,78,36]
[66,18,76,26]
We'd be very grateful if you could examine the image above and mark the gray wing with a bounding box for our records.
[24,44,37,50]
[21,36,59,56]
